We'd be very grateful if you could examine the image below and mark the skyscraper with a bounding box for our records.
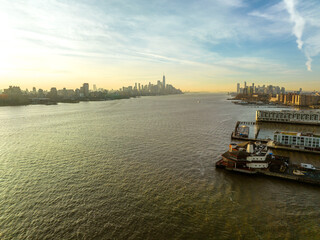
[163,75,166,89]
[83,83,89,97]
[237,83,240,93]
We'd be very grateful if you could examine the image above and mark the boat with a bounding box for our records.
[216,142,286,173]
[216,142,320,185]
[293,170,305,176]
[300,163,317,170]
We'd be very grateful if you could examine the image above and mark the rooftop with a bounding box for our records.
[274,131,320,138]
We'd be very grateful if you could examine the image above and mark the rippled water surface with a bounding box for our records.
[1,94,320,239]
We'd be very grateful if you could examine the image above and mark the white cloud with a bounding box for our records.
[0,0,273,68]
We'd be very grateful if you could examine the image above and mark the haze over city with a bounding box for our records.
[0,0,320,91]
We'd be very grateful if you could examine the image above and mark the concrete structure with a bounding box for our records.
[269,93,320,106]
[273,131,320,149]
[256,110,320,125]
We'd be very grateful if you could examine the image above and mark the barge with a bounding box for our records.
[216,142,320,185]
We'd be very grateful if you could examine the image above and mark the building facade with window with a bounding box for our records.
[273,131,320,149]
[256,110,320,125]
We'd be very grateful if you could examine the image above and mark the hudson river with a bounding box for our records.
[1,94,319,239]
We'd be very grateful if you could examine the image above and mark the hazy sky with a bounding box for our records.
[0,0,320,92]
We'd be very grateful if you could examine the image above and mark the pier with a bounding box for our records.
[231,121,268,143]
[256,110,320,126]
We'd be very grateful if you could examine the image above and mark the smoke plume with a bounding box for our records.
[306,54,312,71]
[284,0,312,71]
[284,0,305,49]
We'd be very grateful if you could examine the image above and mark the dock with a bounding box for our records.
[231,121,268,143]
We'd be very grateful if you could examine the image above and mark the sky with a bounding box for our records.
[0,0,320,92]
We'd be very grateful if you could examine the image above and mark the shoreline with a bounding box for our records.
[0,92,183,107]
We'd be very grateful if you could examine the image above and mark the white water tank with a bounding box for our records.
[247,143,254,153]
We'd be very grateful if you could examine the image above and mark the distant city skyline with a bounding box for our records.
[0,0,320,92]
[0,75,174,92]
[236,81,287,95]
[0,75,180,94]
[0,79,309,93]
[0,77,182,106]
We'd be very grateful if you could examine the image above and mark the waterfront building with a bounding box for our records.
[79,87,84,97]
[267,93,320,106]
[75,88,80,97]
[4,86,22,95]
[273,131,320,149]
[38,89,44,98]
[83,83,89,97]
[256,110,320,125]
[49,87,58,99]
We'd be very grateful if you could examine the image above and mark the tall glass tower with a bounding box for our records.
[162,75,166,89]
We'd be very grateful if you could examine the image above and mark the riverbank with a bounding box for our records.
[0,92,183,107]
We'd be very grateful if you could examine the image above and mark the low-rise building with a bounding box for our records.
[273,131,320,149]
[256,110,320,125]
